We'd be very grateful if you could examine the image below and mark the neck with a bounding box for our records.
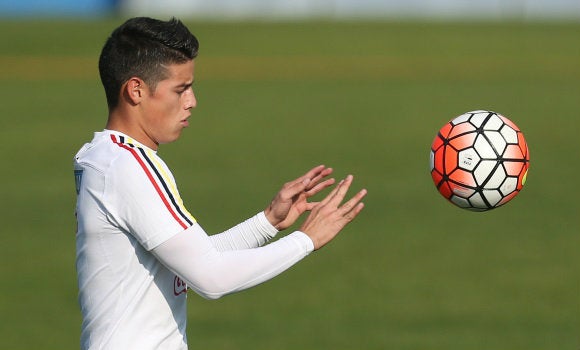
[105,108,159,151]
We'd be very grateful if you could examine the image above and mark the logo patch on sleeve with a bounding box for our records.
[74,170,84,195]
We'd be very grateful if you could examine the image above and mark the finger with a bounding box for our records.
[343,202,365,221]
[319,175,352,207]
[304,201,319,211]
[280,177,311,200]
[283,165,326,193]
[305,167,333,191]
[317,178,344,206]
[327,175,354,206]
[338,188,367,217]
[303,165,327,182]
[305,178,335,197]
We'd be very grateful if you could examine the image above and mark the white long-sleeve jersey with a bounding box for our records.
[73,130,314,350]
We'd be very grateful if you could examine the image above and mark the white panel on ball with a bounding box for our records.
[474,136,496,158]
[500,126,518,144]
[486,166,507,189]
[483,190,503,207]
[474,160,496,185]
[483,114,504,130]
[485,131,507,155]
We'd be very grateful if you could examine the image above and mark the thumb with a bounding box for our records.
[295,177,312,194]
[288,177,310,196]
[278,177,311,202]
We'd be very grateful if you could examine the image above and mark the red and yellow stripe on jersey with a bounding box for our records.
[110,134,196,229]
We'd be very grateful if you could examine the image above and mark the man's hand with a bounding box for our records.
[299,174,366,250]
[264,165,335,231]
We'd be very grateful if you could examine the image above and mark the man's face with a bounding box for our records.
[140,60,196,149]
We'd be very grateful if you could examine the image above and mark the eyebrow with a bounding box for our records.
[175,81,194,90]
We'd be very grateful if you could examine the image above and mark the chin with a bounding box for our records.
[159,134,182,145]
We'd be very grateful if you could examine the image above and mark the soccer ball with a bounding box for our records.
[430,110,530,211]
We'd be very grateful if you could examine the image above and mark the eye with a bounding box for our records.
[178,85,192,95]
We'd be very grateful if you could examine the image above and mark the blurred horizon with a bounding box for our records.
[1,0,580,20]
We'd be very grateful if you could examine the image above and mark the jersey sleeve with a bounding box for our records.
[105,146,195,251]
[210,211,279,251]
[152,223,314,300]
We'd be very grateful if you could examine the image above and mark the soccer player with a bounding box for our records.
[73,17,366,350]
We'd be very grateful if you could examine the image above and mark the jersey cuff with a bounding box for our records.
[256,211,279,238]
[290,231,315,253]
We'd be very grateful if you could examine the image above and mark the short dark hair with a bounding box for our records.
[99,17,199,109]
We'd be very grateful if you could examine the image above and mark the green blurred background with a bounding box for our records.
[0,19,578,349]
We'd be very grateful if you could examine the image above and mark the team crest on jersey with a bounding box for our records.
[74,170,83,195]
[174,276,187,296]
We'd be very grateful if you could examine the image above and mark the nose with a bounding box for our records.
[185,89,197,110]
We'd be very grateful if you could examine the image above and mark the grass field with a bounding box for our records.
[0,19,578,349]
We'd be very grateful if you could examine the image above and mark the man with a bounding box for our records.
[74,17,366,350]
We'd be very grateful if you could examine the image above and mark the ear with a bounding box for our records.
[123,77,146,105]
